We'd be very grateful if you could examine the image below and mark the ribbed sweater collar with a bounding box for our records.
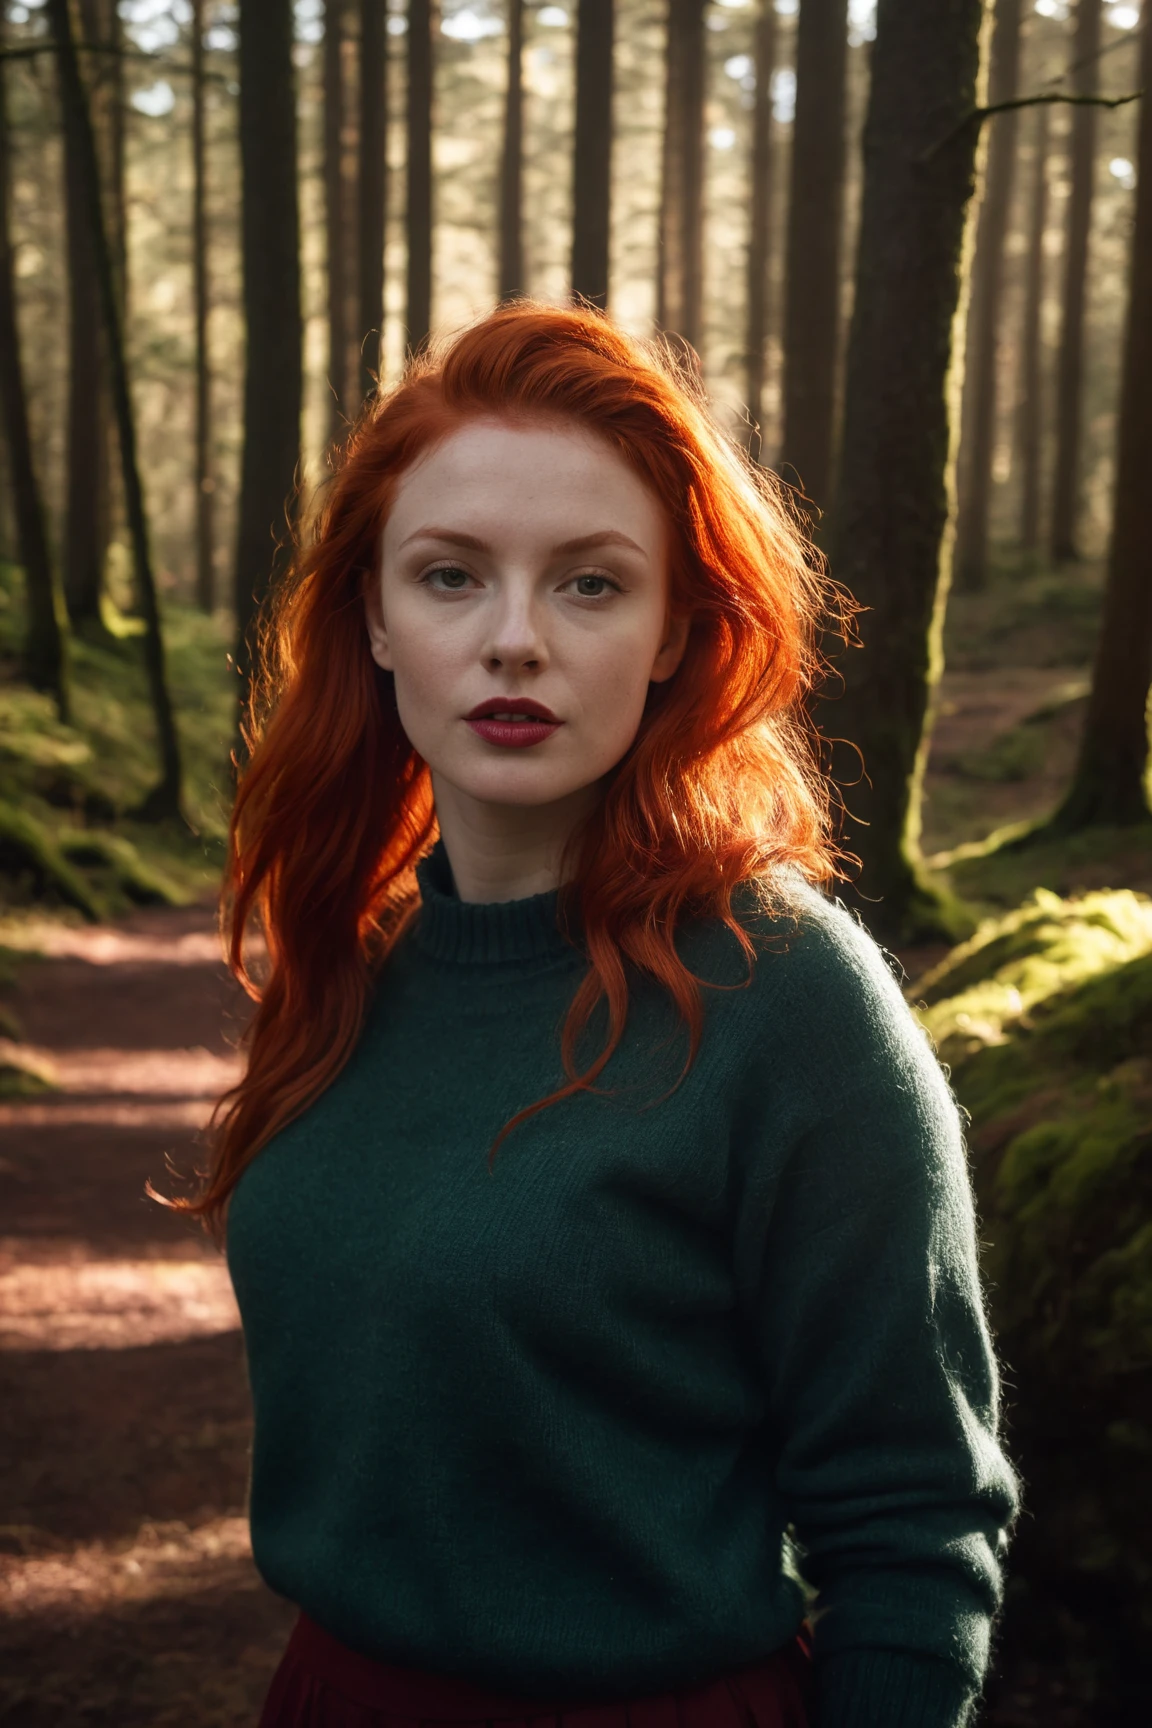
[413,840,578,966]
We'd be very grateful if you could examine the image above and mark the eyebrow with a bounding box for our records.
[397,526,650,560]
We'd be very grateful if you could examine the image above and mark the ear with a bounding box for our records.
[363,576,394,672]
[649,610,691,684]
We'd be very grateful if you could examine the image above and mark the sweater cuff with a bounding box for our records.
[815,1649,978,1728]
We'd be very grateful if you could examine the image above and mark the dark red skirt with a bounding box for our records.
[258,1612,815,1728]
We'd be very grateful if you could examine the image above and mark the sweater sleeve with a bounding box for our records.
[737,901,1021,1728]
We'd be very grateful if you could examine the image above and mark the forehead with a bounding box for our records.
[382,418,666,547]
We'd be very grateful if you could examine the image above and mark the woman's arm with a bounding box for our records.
[739,903,1022,1727]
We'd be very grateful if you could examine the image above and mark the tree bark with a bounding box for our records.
[780,0,849,517]
[953,0,1023,591]
[234,0,303,710]
[358,0,388,399]
[61,0,108,625]
[406,0,435,351]
[1051,0,1102,564]
[0,40,70,720]
[324,0,350,434]
[1052,16,1152,829]
[47,0,185,819]
[192,0,214,612]
[657,0,706,353]
[498,0,525,300]
[571,0,614,307]
[820,0,987,942]
[1017,100,1050,552]
[106,0,127,311]
[745,0,778,454]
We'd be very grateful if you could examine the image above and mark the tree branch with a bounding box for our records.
[921,88,1143,162]
[0,41,161,65]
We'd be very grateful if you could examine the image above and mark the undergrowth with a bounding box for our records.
[0,559,235,920]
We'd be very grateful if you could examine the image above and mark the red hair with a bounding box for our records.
[155,301,851,1237]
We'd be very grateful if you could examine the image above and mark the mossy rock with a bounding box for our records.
[915,887,1152,1069]
[913,891,1152,1679]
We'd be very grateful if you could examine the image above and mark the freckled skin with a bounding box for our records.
[363,419,689,901]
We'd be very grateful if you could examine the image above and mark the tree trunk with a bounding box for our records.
[106,0,127,311]
[571,0,614,308]
[0,41,70,720]
[406,0,435,352]
[324,0,349,435]
[953,0,1023,591]
[1051,0,1102,564]
[47,0,185,819]
[780,0,849,517]
[357,0,388,399]
[657,0,706,353]
[192,0,214,612]
[61,0,108,625]
[745,0,778,454]
[819,0,986,943]
[234,0,303,711]
[1017,100,1050,552]
[1052,16,1152,829]
[498,0,525,300]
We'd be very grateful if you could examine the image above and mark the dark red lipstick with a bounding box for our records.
[464,697,563,749]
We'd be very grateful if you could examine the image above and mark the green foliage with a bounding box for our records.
[0,560,232,917]
[0,797,104,918]
[934,820,1152,913]
[911,891,1152,1666]
[0,1045,58,1099]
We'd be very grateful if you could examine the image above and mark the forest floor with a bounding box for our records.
[1,555,1148,1724]
[0,903,297,1725]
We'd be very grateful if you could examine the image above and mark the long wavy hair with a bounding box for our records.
[155,301,854,1238]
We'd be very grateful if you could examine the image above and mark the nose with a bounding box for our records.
[480,585,548,675]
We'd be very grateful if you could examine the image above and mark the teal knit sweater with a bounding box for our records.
[226,842,1020,1726]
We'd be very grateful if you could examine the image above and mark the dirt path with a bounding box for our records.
[0,901,295,1726]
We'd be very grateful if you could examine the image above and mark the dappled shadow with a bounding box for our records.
[2,1330,251,1550]
[1,901,250,1254]
[0,903,294,1722]
[0,1565,295,1727]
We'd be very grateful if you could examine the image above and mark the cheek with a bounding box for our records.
[384,609,463,738]
[573,628,662,753]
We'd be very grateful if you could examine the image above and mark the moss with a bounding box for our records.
[56,828,185,910]
[0,560,234,919]
[930,819,1152,912]
[0,1051,58,1099]
[913,888,1152,1065]
[0,799,104,919]
[910,891,1152,1663]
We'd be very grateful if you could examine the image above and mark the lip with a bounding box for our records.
[464,698,559,722]
[463,697,564,751]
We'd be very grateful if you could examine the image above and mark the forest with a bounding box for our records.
[0,0,1150,1723]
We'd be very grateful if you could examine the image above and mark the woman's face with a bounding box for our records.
[365,417,689,815]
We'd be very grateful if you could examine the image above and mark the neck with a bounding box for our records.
[431,774,600,903]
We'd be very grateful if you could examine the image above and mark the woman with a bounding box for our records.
[162,303,1020,1727]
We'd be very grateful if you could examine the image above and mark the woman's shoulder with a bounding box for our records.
[714,870,945,1093]
[725,868,909,1003]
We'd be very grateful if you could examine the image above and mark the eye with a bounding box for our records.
[423,564,475,592]
[564,573,619,599]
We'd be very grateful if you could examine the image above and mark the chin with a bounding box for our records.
[441,758,604,811]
